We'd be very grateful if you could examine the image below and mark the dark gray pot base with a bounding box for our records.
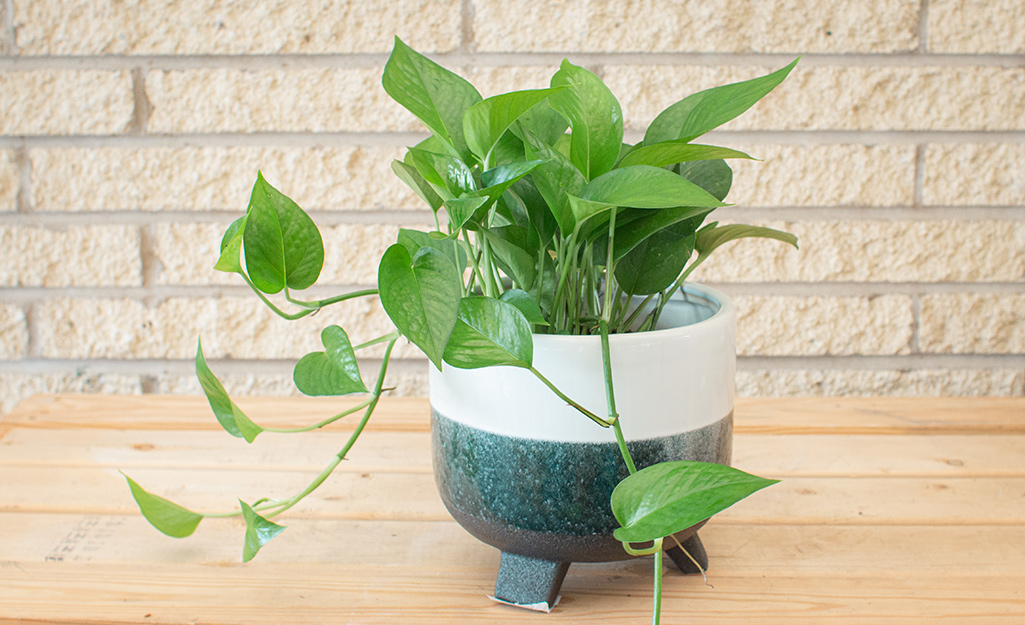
[431,409,732,610]
[493,532,710,610]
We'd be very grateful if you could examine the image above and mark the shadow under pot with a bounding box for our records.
[429,284,736,611]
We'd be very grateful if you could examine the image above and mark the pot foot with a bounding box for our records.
[493,552,569,611]
[665,532,709,575]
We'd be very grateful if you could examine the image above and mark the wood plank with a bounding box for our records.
[6,394,1025,435]
[4,513,1024,577]
[4,428,1024,477]
[3,466,1024,525]
[1,563,1022,624]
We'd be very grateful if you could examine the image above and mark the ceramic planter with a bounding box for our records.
[429,284,736,609]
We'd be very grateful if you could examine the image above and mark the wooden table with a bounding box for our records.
[1,394,1024,623]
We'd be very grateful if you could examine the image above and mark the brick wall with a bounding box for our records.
[1,0,1023,413]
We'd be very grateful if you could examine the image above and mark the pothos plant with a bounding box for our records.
[125,38,799,623]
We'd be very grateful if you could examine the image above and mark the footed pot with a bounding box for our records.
[429,284,735,609]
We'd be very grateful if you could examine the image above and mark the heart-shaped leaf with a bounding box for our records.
[196,339,263,443]
[614,221,696,295]
[240,500,286,563]
[213,216,246,274]
[382,37,482,161]
[580,165,726,209]
[443,296,533,369]
[293,326,368,396]
[678,159,734,202]
[391,160,444,214]
[613,207,712,261]
[612,461,778,544]
[123,473,203,538]
[549,60,623,180]
[463,88,564,163]
[243,172,324,295]
[522,131,585,235]
[483,227,537,291]
[397,228,468,271]
[645,58,798,145]
[444,196,489,232]
[406,148,477,197]
[500,289,548,326]
[378,245,462,370]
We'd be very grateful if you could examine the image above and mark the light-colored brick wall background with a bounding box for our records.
[1,0,1023,413]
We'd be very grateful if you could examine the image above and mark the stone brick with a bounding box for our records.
[464,66,563,97]
[0,151,17,212]
[0,225,141,287]
[146,69,415,134]
[734,295,914,356]
[0,372,142,416]
[154,222,419,286]
[14,0,461,54]
[0,304,28,359]
[472,0,919,53]
[728,145,916,207]
[0,70,134,135]
[920,294,1025,354]
[929,0,1025,54]
[604,65,1025,132]
[737,368,1025,397]
[30,146,418,211]
[36,297,417,360]
[691,220,1025,283]
[923,144,1025,207]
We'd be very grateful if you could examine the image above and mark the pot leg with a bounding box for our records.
[493,552,569,611]
[664,532,709,575]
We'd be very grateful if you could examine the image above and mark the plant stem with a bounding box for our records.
[240,273,316,321]
[261,397,375,434]
[285,288,379,309]
[652,548,663,625]
[527,366,610,427]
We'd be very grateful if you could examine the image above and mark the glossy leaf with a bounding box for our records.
[645,59,798,145]
[240,500,286,562]
[549,60,623,180]
[406,148,476,197]
[213,216,246,274]
[378,245,461,370]
[243,173,325,294]
[396,228,468,271]
[521,131,586,235]
[612,461,778,543]
[695,223,799,259]
[443,296,533,369]
[613,207,711,261]
[444,196,489,231]
[382,37,482,161]
[678,159,733,202]
[515,99,569,146]
[615,221,695,295]
[470,160,544,217]
[483,227,536,291]
[293,326,368,396]
[580,165,726,209]
[617,142,753,170]
[391,160,444,213]
[463,88,564,163]
[124,473,203,538]
[500,289,548,326]
[195,339,263,443]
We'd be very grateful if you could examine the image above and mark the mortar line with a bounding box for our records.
[911,294,923,354]
[913,144,927,206]
[460,0,475,54]
[138,224,160,291]
[22,302,37,359]
[2,52,1024,71]
[129,67,152,134]
[918,0,931,54]
[4,130,1025,151]
[13,145,30,213]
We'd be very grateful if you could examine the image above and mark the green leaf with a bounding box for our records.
[406,148,477,197]
[195,339,263,443]
[613,207,712,261]
[611,461,778,544]
[463,88,564,163]
[243,173,325,294]
[678,160,733,202]
[444,196,489,231]
[549,60,623,180]
[378,245,462,370]
[391,160,444,214]
[124,473,203,538]
[500,289,548,326]
[645,59,799,145]
[213,216,246,274]
[614,221,696,295]
[293,326,369,397]
[514,99,569,146]
[695,223,799,259]
[580,165,726,209]
[521,131,586,235]
[443,296,533,369]
[240,500,286,563]
[616,142,754,170]
[382,37,482,161]
[483,227,537,291]
[396,228,468,271]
